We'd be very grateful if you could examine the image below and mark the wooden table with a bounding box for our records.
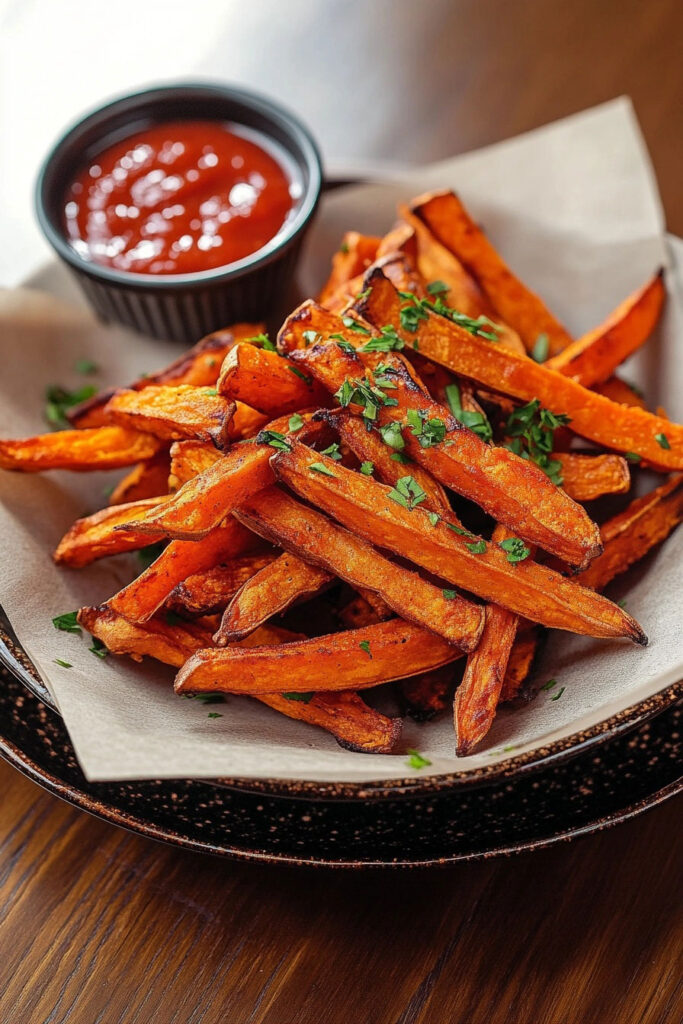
[1,2,681,1021]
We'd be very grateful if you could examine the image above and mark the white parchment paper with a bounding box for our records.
[0,98,681,781]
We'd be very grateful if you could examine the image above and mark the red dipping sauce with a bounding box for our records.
[63,120,299,275]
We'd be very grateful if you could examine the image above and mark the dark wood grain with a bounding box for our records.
[1,0,682,1021]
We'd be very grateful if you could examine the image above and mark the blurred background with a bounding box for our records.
[1,0,681,284]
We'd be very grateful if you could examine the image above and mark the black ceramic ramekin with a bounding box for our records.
[35,82,323,343]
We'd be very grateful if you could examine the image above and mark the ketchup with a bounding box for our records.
[63,120,298,275]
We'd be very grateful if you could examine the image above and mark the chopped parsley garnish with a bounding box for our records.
[531,334,550,362]
[387,475,427,510]
[360,325,405,353]
[398,290,500,340]
[204,387,218,396]
[465,539,487,554]
[390,452,413,464]
[342,315,371,335]
[332,337,357,355]
[302,330,321,346]
[288,413,304,432]
[44,384,97,429]
[339,241,349,254]
[406,748,432,770]
[355,286,372,303]
[617,598,627,609]
[283,691,314,703]
[334,375,394,426]
[428,512,440,526]
[504,399,570,485]
[288,365,312,385]
[550,686,566,702]
[194,693,225,704]
[207,712,223,719]
[360,461,374,475]
[446,522,475,538]
[309,461,337,477]
[74,358,98,375]
[359,640,372,658]
[89,637,108,659]
[251,332,277,351]
[655,433,670,450]
[445,382,462,417]
[406,408,447,447]
[257,429,292,452]
[443,382,491,441]
[625,451,642,463]
[320,443,343,461]
[499,537,531,563]
[442,589,457,600]
[541,678,558,691]
[379,421,405,450]
[54,658,72,668]
[52,611,81,634]
[426,280,449,296]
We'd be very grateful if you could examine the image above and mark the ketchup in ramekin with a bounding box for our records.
[63,120,301,276]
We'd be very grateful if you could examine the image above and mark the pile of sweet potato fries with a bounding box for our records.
[2,189,682,757]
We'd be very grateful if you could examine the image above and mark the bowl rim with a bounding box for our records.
[34,79,323,290]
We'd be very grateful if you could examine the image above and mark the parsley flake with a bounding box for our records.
[499,537,531,563]
[655,433,670,450]
[428,512,440,526]
[342,315,370,335]
[283,692,314,703]
[320,443,343,461]
[360,461,374,476]
[379,421,405,450]
[541,678,558,691]
[309,461,337,477]
[360,325,405,353]
[427,280,449,296]
[406,408,447,447]
[288,365,312,385]
[44,384,97,429]
[257,429,292,452]
[251,332,277,352]
[302,329,321,346]
[359,640,372,658]
[625,452,642,463]
[137,542,166,569]
[504,400,569,484]
[550,686,566,702]
[89,637,108,659]
[406,748,432,770]
[194,693,225,704]
[390,452,412,464]
[54,658,72,668]
[74,358,98,375]
[207,712,223,719]
[442,589,457,600]
[52,611,81,634]
[204,387,218,396]
[387,475,427,510]
[465,539,487,554]
[288,413,304,432]
[531,334,550,362]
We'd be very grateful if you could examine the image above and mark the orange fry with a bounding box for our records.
[104,384,235,447]
[232,485,485,649]
[557,453,630,502]
[175,618,460,697]
[108,451,172,505]
[169,440,222,488]
[271,440,645,643]
[411,189,573,354]
[399,665,459,721]
[359,270,683,471]
[593,376,648,410]
[166,553,278,616]
[0,425,161,472]
[218,343,328,415]
[500,624,543,703]
[546,271,665,387]
[54,496,168,568]
[318,232,381,307]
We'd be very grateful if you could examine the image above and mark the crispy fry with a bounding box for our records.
[0,425,161,472]
[593,376,648,409]
[411,189,573,354]
[580,474,683,591]
[320,408,452,515]
[318,232,381,307]
[67,324,262,428]
[231,485,485,649]
[54,496,168,568]
[175,618,460,696]
[78,606,400,753]
[399,665,458,721]
[108,451,172,505]
[104,385,235,447]
[271,440,645,642]
[218,343,327,414]
[108,518,257,623]
[546,271,665,386]
[224,402,269,441]
[281,304,602,566]
[168,440,222,488]
[556,453,630,502]
[120,413,317,540]
[500,624,543,702]
[217,548,333,643]
[359,270,683,470]
[337,592,392,629]
[166,553,279,616]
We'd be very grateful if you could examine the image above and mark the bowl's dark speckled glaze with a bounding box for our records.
[0,609,680,866]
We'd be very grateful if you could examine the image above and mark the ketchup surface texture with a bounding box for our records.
[63,120,297,275]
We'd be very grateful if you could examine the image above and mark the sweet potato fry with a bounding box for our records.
[411,189,573,354]
[318,232,381,307]
[556,453,630,502]
[224,402,269,441]
[359,270,683,470]
[231,485,485,649]
[119,413,319,540]
[281,304,602,566]
[0,425,161,472]
[108,451,172,505]
[593,376,648,409]
[271,441,645,642]
[546,271,665,386]
[67,323,262,428]
[78,606,401,753]
[399,665,459,721]
[337,592,392,629]
[175,618,460,696]
[108,517,257,623]
[168,440,222,488]
[54,496,168,568]
[166,553,279,616]
[579,474,683,591]
[320,408,452,515]
[499,624,543,703]
[104,385,235,447]
[217,549,334,643]
[217,343,327,415]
